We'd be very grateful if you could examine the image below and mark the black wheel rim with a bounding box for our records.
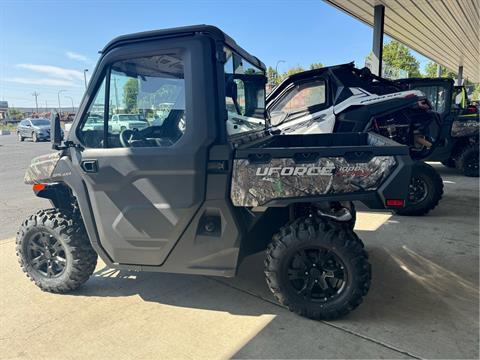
[26,231,66,278]
[287,247,347,302]
[408,176,428,204]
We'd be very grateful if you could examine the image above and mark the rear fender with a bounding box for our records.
[34,183,74,212]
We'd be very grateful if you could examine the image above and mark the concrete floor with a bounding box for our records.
[0,134,478,359]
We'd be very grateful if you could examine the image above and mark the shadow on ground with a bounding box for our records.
[71,233,478,358]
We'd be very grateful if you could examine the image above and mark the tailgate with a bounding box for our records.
[230,132,412,209]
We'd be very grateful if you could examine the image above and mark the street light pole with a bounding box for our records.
[83,69,88,89]
[32,91,39,113]
[65,96,75,113]
[275,60,285,76]
[57,89,66,113]
[274,60,286,84]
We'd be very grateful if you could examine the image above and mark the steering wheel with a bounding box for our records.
[120,128,134,147]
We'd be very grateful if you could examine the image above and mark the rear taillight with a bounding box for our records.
[32,183,46,191]
[386,199,405,207]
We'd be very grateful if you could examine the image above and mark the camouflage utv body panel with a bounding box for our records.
[231,156,396,207]
[24,152,61,184]
[451,117,479,138]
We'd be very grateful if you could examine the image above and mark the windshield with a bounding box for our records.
[269,79,326,126]
[224,48,266,136]
[31,119,50,126]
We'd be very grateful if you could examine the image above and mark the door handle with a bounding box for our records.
[81,160,98,173]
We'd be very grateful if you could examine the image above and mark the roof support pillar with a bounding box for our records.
[457,65,463,85]
[437,64,442,77]
[371,4,385,77]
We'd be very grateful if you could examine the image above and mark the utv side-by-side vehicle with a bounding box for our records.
[17,25,413,320]
[396,80,479,177]
[266,65,448,216]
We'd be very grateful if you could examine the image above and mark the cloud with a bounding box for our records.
[16,64,84,81]
[5,77,80,87]
[66,51,90,63]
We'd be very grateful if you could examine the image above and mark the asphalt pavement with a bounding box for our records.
[0,133,478,359]
[0,134,53,240]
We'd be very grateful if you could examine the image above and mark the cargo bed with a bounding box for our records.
[230,132,412,208]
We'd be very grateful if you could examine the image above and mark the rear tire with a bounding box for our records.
[456,144,479,177]
[16,209,97,293]
[394,161,443,216]
[32,132,38,142]
[265,216,371,320]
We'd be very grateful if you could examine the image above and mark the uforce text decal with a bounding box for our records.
[255,164,374,177]
[256,166,335,176]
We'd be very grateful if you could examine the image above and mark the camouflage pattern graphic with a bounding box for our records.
[24,152,61,184]
[231,156,396,207]
[451,118,479,138]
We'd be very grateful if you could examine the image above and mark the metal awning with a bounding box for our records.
[324,0,480,82]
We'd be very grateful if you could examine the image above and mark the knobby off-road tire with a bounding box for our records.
[264,216,371,320]
[16,209,97,293]
[456,144,479,177]
[394,161,443,216]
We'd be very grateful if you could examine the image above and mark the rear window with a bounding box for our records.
[224,47,266,136]
[30,119,50,126]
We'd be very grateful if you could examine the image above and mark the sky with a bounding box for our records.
[0,0,432,109]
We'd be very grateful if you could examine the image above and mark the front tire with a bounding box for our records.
[394,161,443,216]
[17,132,24,142]
[16,209,97,293]
[456,144,479,177]
[265,216,371,320]
[32,132,38,142]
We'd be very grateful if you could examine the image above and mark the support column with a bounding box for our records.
[372,4,385,77]
[457,65,463,85]
[437,64,442,77]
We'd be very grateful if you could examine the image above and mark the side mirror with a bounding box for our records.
[51,112,62,149]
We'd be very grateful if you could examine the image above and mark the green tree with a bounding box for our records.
[424,62,456,78]
[309,62,323,70]
[276,66,305,83]
[8,108,23,120]
[285,66,305,76]
[382,41,421,77]
[471,83,480,101]
[123,78,139,113]
[267,66,280,86]
[366,40,421,77]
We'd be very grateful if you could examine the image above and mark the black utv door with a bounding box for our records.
[395,78,458,161]
[69,36,216,266]
[395,78,454,139]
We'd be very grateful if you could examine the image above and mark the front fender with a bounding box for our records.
[24,152,62,184]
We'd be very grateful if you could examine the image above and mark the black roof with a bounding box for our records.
[100,24,265,70]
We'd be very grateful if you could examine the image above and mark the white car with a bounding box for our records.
[110,114,149,133]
